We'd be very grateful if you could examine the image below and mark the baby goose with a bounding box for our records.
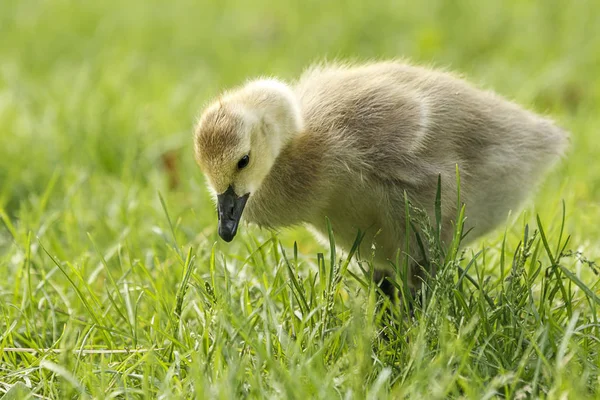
[193,61,568,287]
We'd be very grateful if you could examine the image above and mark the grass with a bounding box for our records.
[1,0,599,398]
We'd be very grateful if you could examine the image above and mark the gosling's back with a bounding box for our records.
[291,62,568,245]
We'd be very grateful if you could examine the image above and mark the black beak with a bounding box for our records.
[217,185,249,242]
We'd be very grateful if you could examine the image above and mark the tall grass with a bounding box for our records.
[1,0,599,398]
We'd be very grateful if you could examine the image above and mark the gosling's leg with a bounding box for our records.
[373,259,430,316]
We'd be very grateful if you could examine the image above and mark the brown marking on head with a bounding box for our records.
[195,105,242,163]
[193,102,250,193]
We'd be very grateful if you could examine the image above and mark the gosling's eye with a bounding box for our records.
[237,155,250,170]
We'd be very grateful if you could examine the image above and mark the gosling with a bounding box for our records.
[193,61,569,287]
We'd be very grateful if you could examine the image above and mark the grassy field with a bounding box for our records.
[1,0,599,398]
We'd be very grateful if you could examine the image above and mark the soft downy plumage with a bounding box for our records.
[193,60,569,289]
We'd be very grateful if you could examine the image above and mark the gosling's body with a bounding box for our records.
[194,61,569,281]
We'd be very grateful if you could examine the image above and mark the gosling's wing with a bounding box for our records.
[295,61,436,186]
[295,61,568,190]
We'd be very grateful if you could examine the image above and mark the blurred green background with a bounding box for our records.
[1,0,599,396]
[1,0,598,268]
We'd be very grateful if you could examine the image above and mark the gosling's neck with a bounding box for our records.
[244,130,329,229]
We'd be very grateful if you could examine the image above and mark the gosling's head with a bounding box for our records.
[194,78,303,242]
